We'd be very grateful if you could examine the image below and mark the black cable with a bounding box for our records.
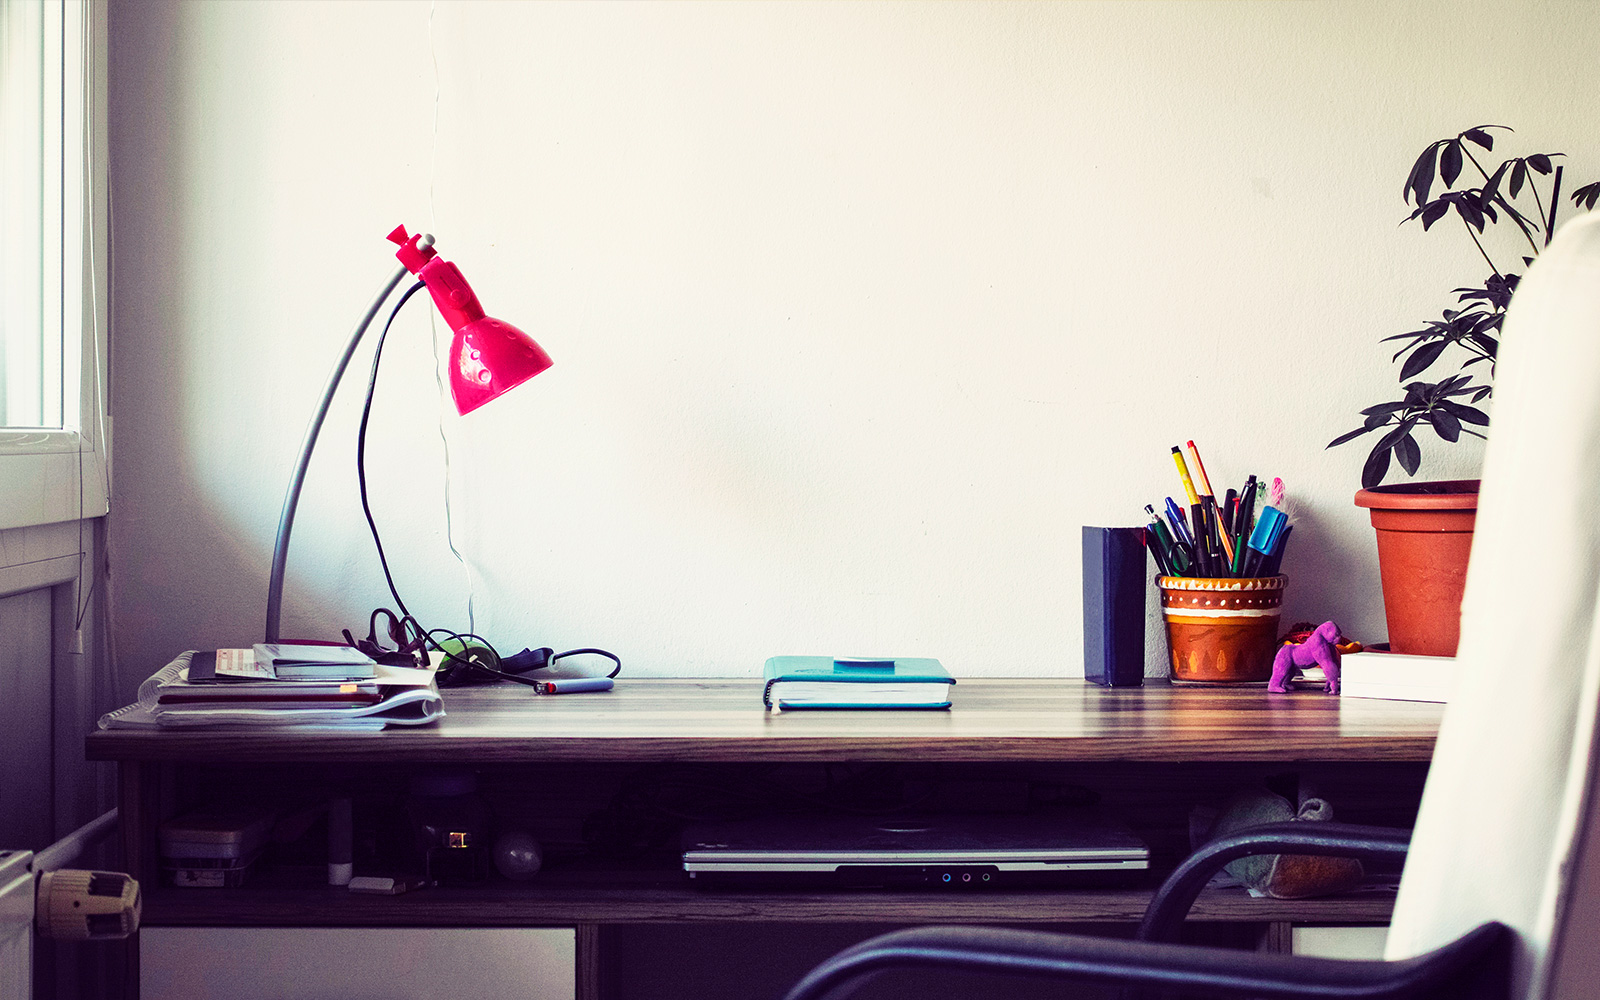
[357,279,429,620]
[550,648,624,679]
[352,279,622,688]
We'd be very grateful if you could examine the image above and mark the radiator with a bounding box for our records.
[0,811,141,1000]
[0,851,33,1000]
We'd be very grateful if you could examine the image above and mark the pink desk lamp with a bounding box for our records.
[263,226,551,642]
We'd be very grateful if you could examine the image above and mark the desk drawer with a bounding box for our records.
[141,927,575,999]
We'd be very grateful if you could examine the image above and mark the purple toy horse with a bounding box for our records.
[1268,620,1343,694]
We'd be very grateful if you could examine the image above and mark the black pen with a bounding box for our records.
[1233,476,1258,574]
[1145,508,1180,568]
[1144,526,1173,576]
[1191,502,1212,576]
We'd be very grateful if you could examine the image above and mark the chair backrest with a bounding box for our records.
[1384,210,1600,1000]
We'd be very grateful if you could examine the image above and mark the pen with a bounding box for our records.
[1185,440,1218,500]
[1192,502,1213,576]
[1171,447,1201,506]
[535,677,615,695]
[1165,497,1194,548]
[1169,539,1195,576]
[1145,507,1180,562]
[1221,489,1237,536]
[1228,476,1254,572]
[1207,494,1236,567]
[1143,526,1173,576]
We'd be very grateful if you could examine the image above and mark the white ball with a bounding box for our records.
[493,831,543,880]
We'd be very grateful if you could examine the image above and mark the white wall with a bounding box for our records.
[107,0,1600,681]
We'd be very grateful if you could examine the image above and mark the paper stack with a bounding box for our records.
[99,650,444,731]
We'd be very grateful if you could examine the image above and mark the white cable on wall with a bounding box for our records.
[425,0,479,635]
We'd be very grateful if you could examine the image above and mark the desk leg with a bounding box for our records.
[117,761,165,1000]
[119,762,142,1000]
[577,923,602,1000]
[1257,921,1293,954]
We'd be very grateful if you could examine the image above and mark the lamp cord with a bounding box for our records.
[356,279,429,619]
[353,277,622,689]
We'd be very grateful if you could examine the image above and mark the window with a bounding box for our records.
[0,0,107,531]
[1,0,62,428]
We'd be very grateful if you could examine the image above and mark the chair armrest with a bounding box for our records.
[781,921,1507,1000]
[1137,821,1411,942]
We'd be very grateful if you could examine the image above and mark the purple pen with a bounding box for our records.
[536,677,615,695]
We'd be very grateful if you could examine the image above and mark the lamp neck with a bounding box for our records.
[417,257,486,333]
[265,263,410,643]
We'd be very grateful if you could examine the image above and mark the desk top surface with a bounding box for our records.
[86,678,1442,764]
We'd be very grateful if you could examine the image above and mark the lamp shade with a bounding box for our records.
[449,315,553,415]
[407,249,552,415]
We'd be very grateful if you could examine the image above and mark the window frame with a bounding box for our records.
[0,0,109,533]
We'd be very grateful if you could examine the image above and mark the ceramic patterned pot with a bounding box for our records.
[1158,575,1287,684]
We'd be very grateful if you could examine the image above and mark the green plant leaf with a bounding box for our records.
[1530,153,1554,174]
[1441,401,1490,424]
[1362,443,1392,489]
[1482,160,1510,203]
[1463,127,1497,150]
[1430,408,1462,442]
[1396,433,1422,474]
[1420,200,1450,229]
[1377,419,1417,452]
[1400,340,1449,380]
[1511,160,1528,197]
[1573,181,1600,210]
[1360,400,1410,416]
[1441,141,1464,186]
[1328,425,1377,448]
[1405,143,1440,206]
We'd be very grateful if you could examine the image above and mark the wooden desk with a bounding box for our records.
[87,679,1443,999]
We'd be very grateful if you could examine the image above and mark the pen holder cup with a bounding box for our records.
[1158,576,1286,684]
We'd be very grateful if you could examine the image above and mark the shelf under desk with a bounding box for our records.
[87,678,1442,1000]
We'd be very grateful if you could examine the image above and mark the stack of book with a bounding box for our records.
[100,644,444,730]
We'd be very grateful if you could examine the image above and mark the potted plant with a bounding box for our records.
[1329,126,1598,655]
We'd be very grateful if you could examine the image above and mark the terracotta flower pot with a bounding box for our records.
[1159,576,1286,684]
[1354,479,1478,657]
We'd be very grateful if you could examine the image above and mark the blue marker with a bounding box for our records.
[536,677,615,695]
[1244,506,1287,576]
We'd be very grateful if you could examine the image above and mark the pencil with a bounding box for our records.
[1185,440,1218,499]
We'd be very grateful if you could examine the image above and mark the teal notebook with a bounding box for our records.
[762,656,955,711]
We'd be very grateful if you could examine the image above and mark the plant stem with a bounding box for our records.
[1462,147,1542,254]
[1548,165,1564,246]
[1498,195,1543,254]
[1463,145,1493,183]
[1530,179,1549,248]
[1461,217,1502,278]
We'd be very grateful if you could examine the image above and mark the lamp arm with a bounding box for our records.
[264,243,432,643]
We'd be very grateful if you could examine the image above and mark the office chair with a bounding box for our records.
[784,212,1600,1000]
